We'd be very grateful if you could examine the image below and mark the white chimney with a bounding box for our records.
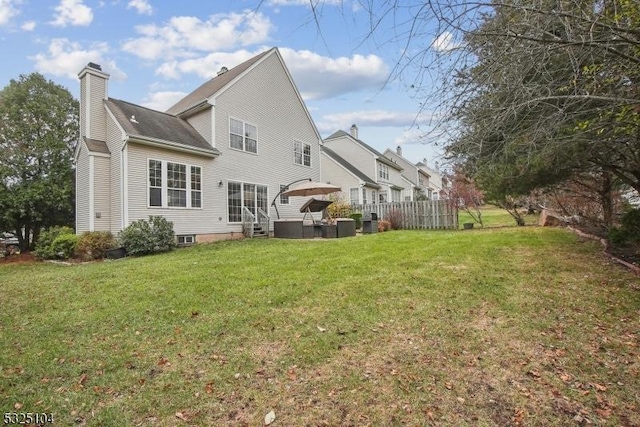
[396,145,402,157]
[78,62,109,141]
[350,124,358,139]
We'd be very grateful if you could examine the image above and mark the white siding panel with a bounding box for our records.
[385,150,417,182]
[93,156,111,231]
[75,145,90,234]
[323,134,377,179]
[213,52,322,222]
[320,152,361,203]
[127,143,223,235]
[186,109,212,144]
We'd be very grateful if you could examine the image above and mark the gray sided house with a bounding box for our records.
[383,146,432,201]
[74,48,322,242]
[322,125,405,204]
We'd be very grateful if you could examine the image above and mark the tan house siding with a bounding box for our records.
[105,112,123,231]
[186,109,212,144]
[212,51,322,221]
[126,143,221,235]
[80,78,87,142]
[88,77,107,141]
[75,145,90,233]
[93,156,111,231]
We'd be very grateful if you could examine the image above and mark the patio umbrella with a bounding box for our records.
[281,181,341,197]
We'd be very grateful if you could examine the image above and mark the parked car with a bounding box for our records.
[1,232,20,255]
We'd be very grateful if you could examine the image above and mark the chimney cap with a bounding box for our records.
[87,62,102,71]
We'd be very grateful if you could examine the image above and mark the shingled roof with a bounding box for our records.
[321,146,380,188]
[84,137,110,154]
[105,98,220,156]
[324,130,402,171]
[165,48,274,116]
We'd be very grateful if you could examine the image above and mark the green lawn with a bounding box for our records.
[458,205,540,228]
[1,227,639,426]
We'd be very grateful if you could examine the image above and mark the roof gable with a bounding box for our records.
[325,129,402,171]
[165,49,274,116]
[105,98,220,156]
[321,146,380,188]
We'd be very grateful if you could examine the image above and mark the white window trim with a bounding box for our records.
[378,163,389,181]
[147,158,203,210]
[229,117,258,155]
[227,180,269,224]
[349,187,360,204]
[293,140,312,167]
[279,184,290,205]
[177,234,196,245]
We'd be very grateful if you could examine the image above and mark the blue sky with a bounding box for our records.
[0,0,456,165]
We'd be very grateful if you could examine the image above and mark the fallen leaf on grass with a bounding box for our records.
[205,383,214,394]
[78,373,88,385]
[175,412,189,421]
[317,326,326,332]
[14,402,22,410]
[592,383,607,392]
[157,357,171,366]
[559,372,571,382]
[264,410,276,425]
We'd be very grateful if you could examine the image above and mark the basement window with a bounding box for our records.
[177,235,195,246]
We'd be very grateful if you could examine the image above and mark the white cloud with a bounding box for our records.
[51,0,93,27]
[151,47,389,100]
[155,49,261,79]
[140,91,187,111]
[393,128,423,146]
[0,0,19,26]
[122,11,272,61]
[432,31,461,52]
[127,0,152,15]
[21,20,36,31]
[280,48,389,100]
[316,110,418,134]
[29,38,126,80]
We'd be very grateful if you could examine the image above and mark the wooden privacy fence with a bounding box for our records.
[351,199,458,230]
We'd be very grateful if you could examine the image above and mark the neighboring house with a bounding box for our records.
[416,158,448,199]
[322,125,404,204]
[74,48,322,242]
[383,146,431,201]
[320,146,381,204]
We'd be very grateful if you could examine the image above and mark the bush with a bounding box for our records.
[51,234,79,259]
[608,209,640,244]
[385,209,403,230]
[378,220,392,232]
[34,226,75,259]
[620,209,640,242]
[119,216,176,256]
[75,231,116,260]
[349,213,362,229]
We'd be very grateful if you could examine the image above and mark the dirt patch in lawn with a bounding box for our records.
[0,252,37,264]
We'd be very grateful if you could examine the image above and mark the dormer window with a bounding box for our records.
[378,163,389,181]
